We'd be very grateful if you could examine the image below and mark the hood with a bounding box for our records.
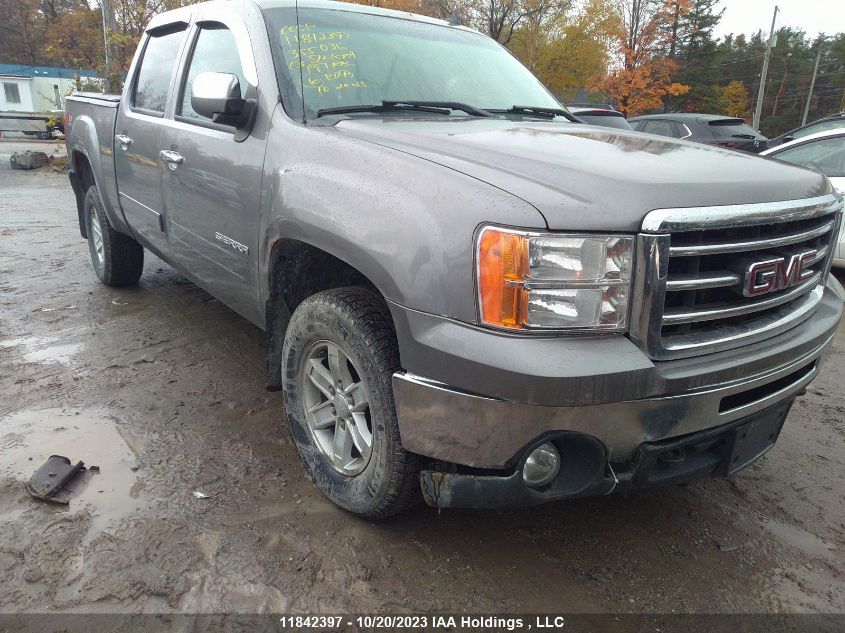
[331,118,832,231]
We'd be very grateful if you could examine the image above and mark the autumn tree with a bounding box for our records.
[1,0,49,65]
[508,0,619,100]
[593,0,690,115]
[0,0,102,69]
[720,79,750,118]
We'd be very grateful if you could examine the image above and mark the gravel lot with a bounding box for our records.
[0,139,843,629]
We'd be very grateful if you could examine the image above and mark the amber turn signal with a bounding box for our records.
[477,228,529,329]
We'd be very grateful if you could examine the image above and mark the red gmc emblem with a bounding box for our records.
[743,250,817,297]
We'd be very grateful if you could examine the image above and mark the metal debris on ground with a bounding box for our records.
[26,455,91,504]
[10,151,50,170]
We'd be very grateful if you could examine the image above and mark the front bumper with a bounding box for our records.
[420,399,793,508]
[393,333,828,469]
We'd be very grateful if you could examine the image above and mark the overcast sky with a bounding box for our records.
[713,0,845,39]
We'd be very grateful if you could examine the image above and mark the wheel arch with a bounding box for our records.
[70,150,95,238]
[264,238,398,391]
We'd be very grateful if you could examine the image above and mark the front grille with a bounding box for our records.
[631,194,843,360]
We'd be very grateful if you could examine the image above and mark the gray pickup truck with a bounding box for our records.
[65,0,844,518]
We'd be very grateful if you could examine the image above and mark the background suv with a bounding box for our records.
[629,113,769,152]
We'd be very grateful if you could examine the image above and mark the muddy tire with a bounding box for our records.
[281,287,421,519]
[84,186,144,286]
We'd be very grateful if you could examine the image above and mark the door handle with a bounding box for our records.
[159,149,184,170]
[115,134,132,149]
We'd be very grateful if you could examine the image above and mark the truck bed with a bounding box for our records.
[65,92,125,238]
[69,92,121,105]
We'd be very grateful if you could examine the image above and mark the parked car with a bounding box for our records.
[762,128,845,267]
[629,113,769,152]
[769,111,845,148]
[569,106,632,130]
[64,0,843,518]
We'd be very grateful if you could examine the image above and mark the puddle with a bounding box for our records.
[0,337,31,348]
[762,518,836,559]
[1,335,83,365]
[0,408,144,534]
[23,343,83,365]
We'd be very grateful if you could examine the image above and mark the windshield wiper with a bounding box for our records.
[487,105,578,122]
[316,100,492,118]
[383,101,494,117]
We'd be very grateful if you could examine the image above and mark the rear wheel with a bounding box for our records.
[281,287,421,519]
[84,186,144,286]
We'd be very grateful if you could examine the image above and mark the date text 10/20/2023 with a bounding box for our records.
[278,615,569,630]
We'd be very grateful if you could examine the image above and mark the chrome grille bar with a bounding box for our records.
[663,274,821,325]
[641,194,841,233]
[669,219,835,257]
[665,272,740,291]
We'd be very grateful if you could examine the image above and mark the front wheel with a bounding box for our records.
[84,186,144,286]
[281,288,421,519]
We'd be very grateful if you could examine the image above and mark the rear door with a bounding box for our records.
[114,22,189,257]
[159,10,265,319]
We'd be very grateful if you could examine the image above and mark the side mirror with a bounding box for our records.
[783,136,794,143]
[191,72,247,125]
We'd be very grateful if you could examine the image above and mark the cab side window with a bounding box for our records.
[133,26,187,112]
[180,24,246,122]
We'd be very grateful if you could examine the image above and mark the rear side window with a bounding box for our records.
[642,120,681,138]
[179,24,246,121]
[133,26,187,112]
[708,119,760,139]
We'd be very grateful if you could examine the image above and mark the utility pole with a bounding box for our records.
[802,45,822,126]
[100,0,117,91]
[100,0,111,71]
[753,5,779,131]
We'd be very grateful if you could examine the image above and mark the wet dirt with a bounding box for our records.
[0,140,843,620]
[1,408,143,536]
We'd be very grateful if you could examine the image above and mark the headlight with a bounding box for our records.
[476,226,633,332]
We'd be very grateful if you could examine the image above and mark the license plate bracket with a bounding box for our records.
[721,406,788,476]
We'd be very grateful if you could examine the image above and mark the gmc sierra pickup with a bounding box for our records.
[65,0,844,518]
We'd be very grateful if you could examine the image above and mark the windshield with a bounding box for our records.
[792,119,845,140]
[772,136,845,178]
[263,7,562,120]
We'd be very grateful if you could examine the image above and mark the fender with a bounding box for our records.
[67,112,133,236]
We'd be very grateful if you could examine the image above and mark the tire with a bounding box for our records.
[84,186,144,286]
[281,287,421,519]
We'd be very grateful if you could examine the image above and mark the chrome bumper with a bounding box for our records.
[393,333,833,469]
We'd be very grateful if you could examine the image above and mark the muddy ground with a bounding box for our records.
[0,139,843,628]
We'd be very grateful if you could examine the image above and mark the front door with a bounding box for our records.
[160,21,264,319]
[114,23,189,258]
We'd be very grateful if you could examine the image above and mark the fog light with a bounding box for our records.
[522,442,561,487]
